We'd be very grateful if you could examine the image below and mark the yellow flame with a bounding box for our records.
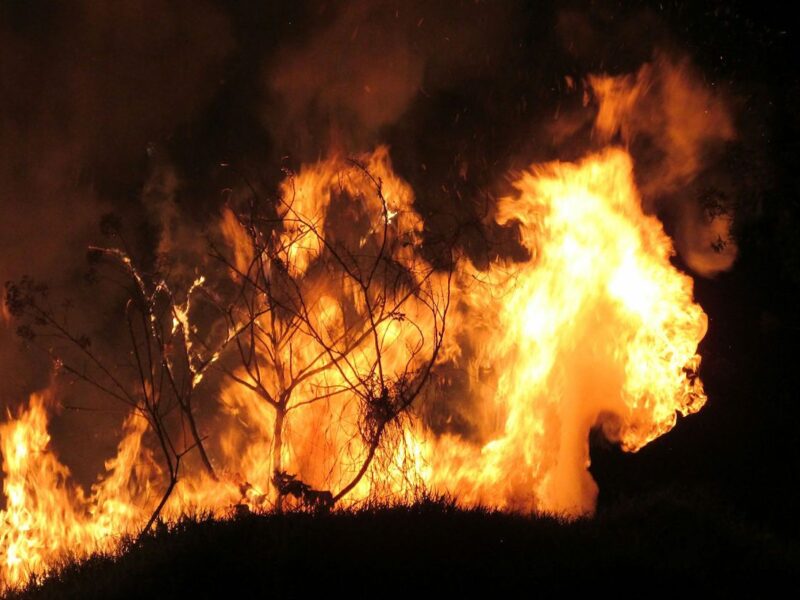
[414,148,706,515]
[0,396,151,586]
[1,145,707,589]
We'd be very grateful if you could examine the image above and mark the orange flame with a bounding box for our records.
[589,53,737,277]
[0,395,152,587]
[1,142,708,588]
[414,148,706,514]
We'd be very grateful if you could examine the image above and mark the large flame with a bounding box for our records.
[0,144,707,588]
[415,148,706,515]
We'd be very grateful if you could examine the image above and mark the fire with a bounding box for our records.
[0,394,150,587]
[587,53,737,277]
[416,148,706,515]
[1,143,708,588]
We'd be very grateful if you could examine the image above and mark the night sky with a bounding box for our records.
[2,0,800,538]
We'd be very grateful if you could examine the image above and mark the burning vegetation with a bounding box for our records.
[0,1,752,591]
[1,141,709,587]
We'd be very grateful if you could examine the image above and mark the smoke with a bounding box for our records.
[267,2,424,154]
[589,53,737,277]
[262,3,741,280]
[0,1,750,507]
[263,0,521,158]
[0,1,234,487]
[548,8,740,278]
[0,1,233,406]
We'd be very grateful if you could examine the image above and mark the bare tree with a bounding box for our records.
[4,229,238,531]
[5,155,454,522]
[212,158,453,509]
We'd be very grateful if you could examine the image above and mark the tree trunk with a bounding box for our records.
[332,421,386,504]
[182,398,216,479]
[141,473,177,537]
[272,405,286,511]
[142,422,179,538]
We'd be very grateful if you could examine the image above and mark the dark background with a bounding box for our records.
[1,0,799,541]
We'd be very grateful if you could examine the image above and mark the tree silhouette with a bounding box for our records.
[4,231,241,531]
[212,156,453,508]
[4,153,454,522]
